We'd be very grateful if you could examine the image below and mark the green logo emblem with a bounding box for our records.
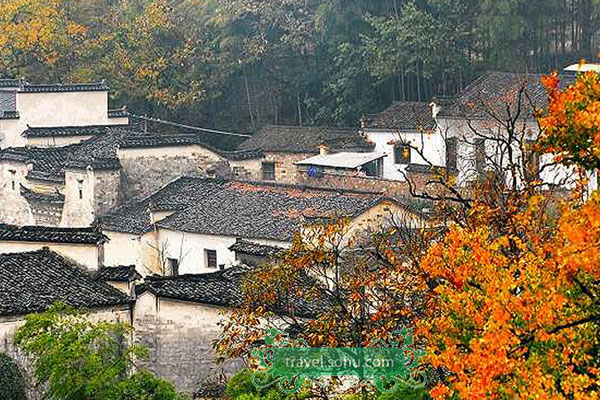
[250,327,426,394]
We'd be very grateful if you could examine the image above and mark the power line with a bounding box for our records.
[130,114,252,138]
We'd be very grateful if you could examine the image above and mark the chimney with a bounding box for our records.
[359,117,367,129]
[429,102,441,120]
[318,144,330,156]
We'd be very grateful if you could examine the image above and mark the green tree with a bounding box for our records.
[0,353,27,400]
[14,303,186,400]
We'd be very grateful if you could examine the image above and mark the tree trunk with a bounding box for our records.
[581,0,593,57]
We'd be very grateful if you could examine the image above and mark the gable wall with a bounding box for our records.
[133,293,242,394]
[118,145,226,202]
[60,168,96,227]
[0,305,131,400]
[1,91,111,148]
[103,231,143,269]
[0,161,35,225]
[26,135,95,147]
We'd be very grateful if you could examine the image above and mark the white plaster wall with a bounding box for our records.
[0,241,100,271]
[0,161,35,225]
[0,91,112,148]
[60,168,96,227]
[156,228,290,274]
[363,129,446,181]
[107,117,129,126]
[435,117,597,190]
[0,119,20,147]
[103,231,142,268]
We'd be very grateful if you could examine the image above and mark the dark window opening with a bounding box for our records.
[394,144,411,164]
[525,140,540,180]
[474,138,486,172]
[361,159,383,178]
[445,137,457,170]
[205,249,217,269]
[11,181,15,191]
[78,189,83,199]
[261,162,275,181]
[167,258,179,276]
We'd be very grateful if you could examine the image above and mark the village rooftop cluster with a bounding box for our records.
[0,69,596,393]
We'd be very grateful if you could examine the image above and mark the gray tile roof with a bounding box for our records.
[20,184,65,202]
[229,239,283,257]
[23,125,116,138]
[108,107,129,118]
[0,223,105,244]
[137,268,246,308]
[0,128,130,182]
[121,133,223,151]
[136,266,325,317]
[238,125,374,154]
[0,78,23,88]
[0,78,107,93]
[100,178,387,240]
[438,71,576,119]
[19,80,109,93]
[364,101,435,130]
[0,249,130,316]
[95,265,141,282]
[0,111,19,120]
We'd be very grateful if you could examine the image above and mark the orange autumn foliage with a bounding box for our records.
[539,70,600,170]
[417,194,600,399]
[419,71,600,399]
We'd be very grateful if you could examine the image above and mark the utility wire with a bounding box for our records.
[130,114,252,138]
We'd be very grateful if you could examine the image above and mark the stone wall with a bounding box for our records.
[94,169,121,217]
[133,293,242,394]
[28,198,63,226]
[229,152,313,183]
[295,168,455,199]
[118,146,226,202]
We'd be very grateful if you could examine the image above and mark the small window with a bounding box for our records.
[11,181,15,191]
[205,249,217,269]
[78,189,83,199]
[261,162,275,181]
[394,144,411,164]
[445,137,457,170]
[167,258,179,276]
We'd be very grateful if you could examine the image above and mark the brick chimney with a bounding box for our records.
[318,144,330,156]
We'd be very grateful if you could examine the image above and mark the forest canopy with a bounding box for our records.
[1,0,598,132]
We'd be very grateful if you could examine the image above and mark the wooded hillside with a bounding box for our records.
[1,0,598,135]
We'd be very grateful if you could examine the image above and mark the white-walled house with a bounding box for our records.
[0,223,106,271]
[0,128,230,228]
[356,73,597,192]
[0,78,128,148]
[434,71,598,191]
[360,101,444,181]
[100,177,424,276]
